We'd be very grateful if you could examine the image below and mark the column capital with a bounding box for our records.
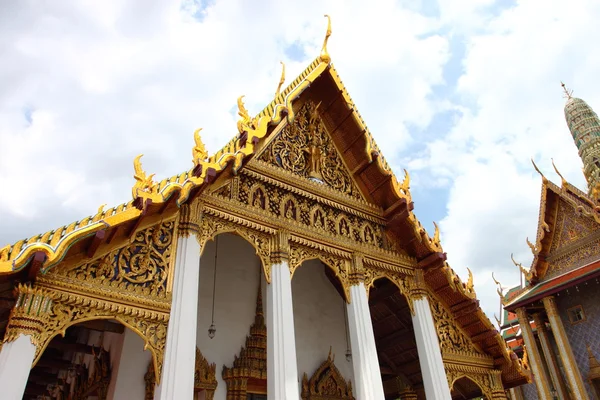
[270,230,290,264]
[4,284,53,348]
[178,198,203,239]
[541,296,558,315]
[408,269,429,302]
[348,253,365,286]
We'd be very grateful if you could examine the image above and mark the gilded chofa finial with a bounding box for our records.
[551,158,568,188]
[561,81,573,100]
[466,267,474,292]
[275,61,286,98]
[511,253,533,281]
[492,272,506,305]
[320,15,332,63]
[192,128,209,165]
[132,154,157,198]
[531,159,548,184]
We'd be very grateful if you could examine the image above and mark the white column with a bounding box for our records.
[267,260,300,400]
[411,295,452,400]
[0,334,36,400]
[346,282,386,400]
[155,229,201,399]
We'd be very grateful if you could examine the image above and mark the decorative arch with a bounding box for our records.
[301,348,354,400]
[29,295,167,384]
[198,213,272,282]
[288,242,350,302]
[446,371,493,400]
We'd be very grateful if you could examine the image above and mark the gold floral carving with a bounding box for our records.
[223,283,267,400]
[288,243,350,302]
[195,347,217,400]
[430,298,481,355]
[41,221,175,305]
[301,348,354,400]
[258,100,362,200]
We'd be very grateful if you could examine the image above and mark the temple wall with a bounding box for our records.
[196,233,265,400]
[292,259,354,392]
[555,281,600,399]
[521,382,539,399]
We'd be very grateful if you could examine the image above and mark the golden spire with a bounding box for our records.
[275,61,286,98]
[192,128,209,165]
[551,158,568,188]
[561,81,573,100]
[531,159,548,184]
[320,15,332,63]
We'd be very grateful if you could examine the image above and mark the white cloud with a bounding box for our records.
[426,0,600,318]
[2,0,600,326]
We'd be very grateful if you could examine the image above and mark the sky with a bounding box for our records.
[1,0,600,322]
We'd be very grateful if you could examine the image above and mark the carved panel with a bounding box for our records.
[446,369,494,400]
[301,349,354,400]
[195,347,218,398]
[236,172,386,251]
[430,298,481,355]
[41,221,175,308]
[258,100,362,200]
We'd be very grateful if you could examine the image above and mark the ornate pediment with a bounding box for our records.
[301,348,354,400]
[39,221,175,309]
[430,298,483,356]
[257,100,364,201]
[545,198,600,279]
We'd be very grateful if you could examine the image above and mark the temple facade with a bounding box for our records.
[499,86,600,400]
[0,20,528,400]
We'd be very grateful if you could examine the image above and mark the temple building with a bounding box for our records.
[0,18,528,400]
[499,85,600,400]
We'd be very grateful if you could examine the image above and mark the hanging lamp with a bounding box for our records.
[208,236,219,339]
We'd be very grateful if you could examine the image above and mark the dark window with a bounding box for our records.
[567,305,586,324]
[247,394,267,400]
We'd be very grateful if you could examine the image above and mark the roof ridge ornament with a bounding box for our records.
[531,158,548,184]
[275,61,285,98]
[132,154,157,200]
[551,158,568,189]
[193,128,209,165]
[319,15,332,63]
[561,81,573,100]
[511,253,532,282]
[492,272,507,305]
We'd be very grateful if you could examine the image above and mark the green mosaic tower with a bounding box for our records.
[563,83,600,199]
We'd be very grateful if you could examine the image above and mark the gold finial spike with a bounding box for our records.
[192,128,209,165]
[320,15,332,63]
[561,81,573,100]
[275,61,286,98]
[132,154,156,197]
[551,158,568,188]
[492,272,505,302]
[531,159,548,184]
[236,95,252,134]
[432,221,440,244]
[97,204,106,214]
[466,267,474,291]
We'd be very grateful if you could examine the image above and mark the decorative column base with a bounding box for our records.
[267,261,300,400]
[346,282,385,400]
[411,295,452,400]
[155,225,201,399]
